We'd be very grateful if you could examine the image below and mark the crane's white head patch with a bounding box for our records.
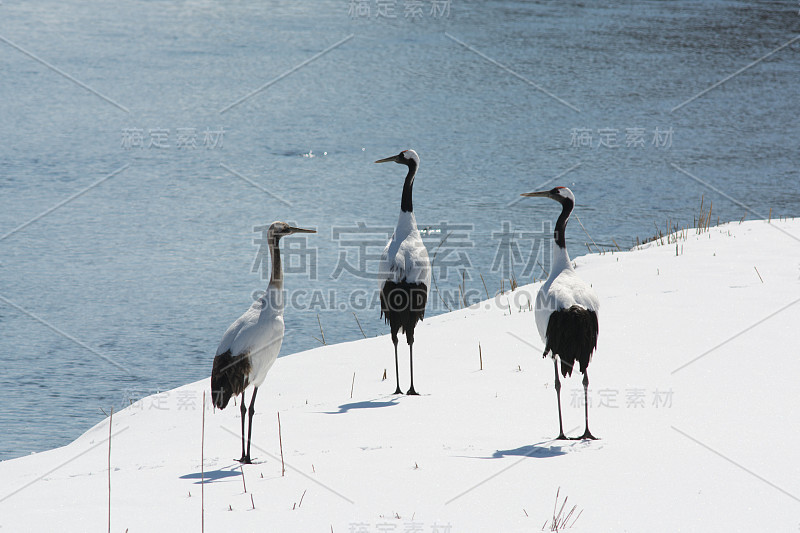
[400,149,420,165]
[552,186,575,203]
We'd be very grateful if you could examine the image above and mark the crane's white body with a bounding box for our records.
[379,211,432,291]
[215,291,285,388]
[535,246,600,343]
[211,221,314,462]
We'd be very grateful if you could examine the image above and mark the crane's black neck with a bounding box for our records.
[554,198,573,249]
[268,234,283,291]
[400,160,417,213]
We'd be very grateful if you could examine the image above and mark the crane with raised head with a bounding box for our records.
[376,149,430,395]
[520,186,599,440]
[211,221,316,463]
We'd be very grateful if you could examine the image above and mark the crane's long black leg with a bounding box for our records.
[238,390,247,462]
[392,333,402,395]
[553,358,567,440]
[576,371,597,440]
[407,342,419,396]
[243,386,258,463]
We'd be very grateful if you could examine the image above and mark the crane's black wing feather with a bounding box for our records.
[545,305,598,377]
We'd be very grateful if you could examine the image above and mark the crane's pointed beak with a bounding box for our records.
[375,155,399,164]
[288,226,316,234]
[520,190,551,198]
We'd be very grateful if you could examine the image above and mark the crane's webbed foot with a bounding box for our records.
[406,387,419,396]
[237,455,253,464]
[571,430,598,441]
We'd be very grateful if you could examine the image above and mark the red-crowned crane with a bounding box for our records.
[211,221,316,463]
[376,149,431,395]
[521,187,599,440]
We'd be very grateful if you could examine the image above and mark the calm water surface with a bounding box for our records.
[1,0,798,459]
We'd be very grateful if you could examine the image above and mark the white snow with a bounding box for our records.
[2,219,799,532]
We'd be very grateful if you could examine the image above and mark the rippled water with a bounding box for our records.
[0,0,797,459]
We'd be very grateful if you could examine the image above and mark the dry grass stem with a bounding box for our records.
[479,273,489,300]
[201,391,205,533]
[542,487,582,531]
[278,412,285,477]
[574,214,600,253]
[317,314,326,345]
[108,406,113,533]
[353,312,367,338]
[431,231,454,312]
[299,489,307,508]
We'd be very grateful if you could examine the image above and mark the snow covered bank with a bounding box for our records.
[1,219,799,532]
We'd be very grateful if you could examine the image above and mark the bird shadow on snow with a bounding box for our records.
[322,396,401,414]
[180,466,243,485]
[490,443,567,459]
[454,436,584,461]
[488,434,599,460]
